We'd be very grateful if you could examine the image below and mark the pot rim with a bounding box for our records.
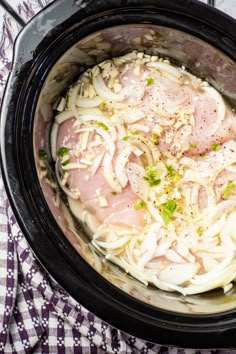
[1,0,236,348]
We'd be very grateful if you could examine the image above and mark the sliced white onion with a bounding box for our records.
[76,127,115,158]
[202,257,219,273]
[93,224,114,240]
[166,249,185,264]
[125,236,142,268]
[185,262,236,295]
[90,239,107,256]
[210,199,236,220]
[134,134,160,162]
[114,147,133,187]
[146,61,182,83]
[201,215,226,239]
[102,153,122,193]
[129,138,153,166]
[76,107,104,116]
[50,122,59,161]
[152,275,187,295]
[129,123,150,133]
[105,254,149,286]
[55,110,74,124]
[130,146,143,157]
[221,211,236,243]
[105,101,128,110]
[62,162,87,170]
[111,112,126,138]
[176,242,190,260]
[139,223,159,251]
[68,197,84,217]
[202,85,226,136]
[90,152,105,176]
[147,202,163,224]
[189,183,200,212]
[55,159,79,199]
[137,224,160,269]
[155,241,171,257]
[68,197,100,233]
[93,74,124,101]
[122,108,146,124]
[190,251,234,285]
[94,236,130,250]
[126,162,148,201]
[76,114,117,141]
[76,96,102,108]
[67,83,80,116]
[223,283,233,294]
[159,263,200,285]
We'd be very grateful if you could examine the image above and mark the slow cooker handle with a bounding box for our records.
[1,0,88,73]
[0,0,217,30]
[4,0,232,82]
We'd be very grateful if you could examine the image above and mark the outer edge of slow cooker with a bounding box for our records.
[2,0,236,349]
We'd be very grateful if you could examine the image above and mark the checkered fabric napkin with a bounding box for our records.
[0,0,235,353]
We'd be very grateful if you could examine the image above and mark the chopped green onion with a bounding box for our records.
[196,226,204,235]
[122,136,128,141]
[189,143,197,148]
[146,77,154,86]
[153,31,162,40]
[152,133,158,143]
[111,191,117,195]
[166,165,180,184]
[223,182,234,198]
[97,121,108,130]
[143,166,161,187]
[62,159,70,166]
[134,199,146,210]
[56,147,70,157]
[160,200,177,224]
[38,149,47,160]
[164,185,172,194]
[211,144,220,151]
[99,102,107,110]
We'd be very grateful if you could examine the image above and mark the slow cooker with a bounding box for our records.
[2,0,236,349]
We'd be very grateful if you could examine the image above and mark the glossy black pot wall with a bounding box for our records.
[2,0,236,349]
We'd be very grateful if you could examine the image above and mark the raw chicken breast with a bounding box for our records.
[47,51,236,296]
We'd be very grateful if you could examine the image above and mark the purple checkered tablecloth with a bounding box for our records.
[0,0,236,353]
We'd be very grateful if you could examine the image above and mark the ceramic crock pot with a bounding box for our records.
[2,0,236,349]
